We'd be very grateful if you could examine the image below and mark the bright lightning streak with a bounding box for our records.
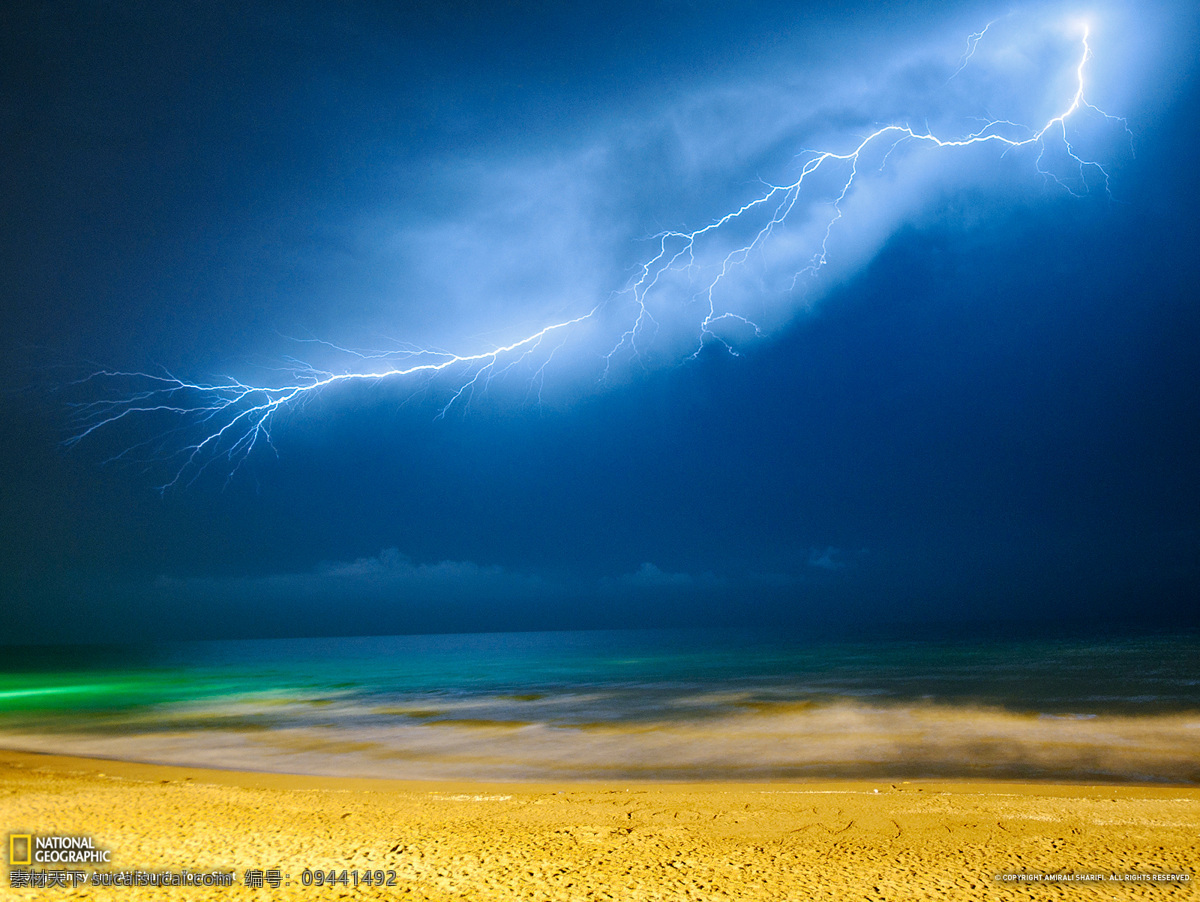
[66,19,1132,491]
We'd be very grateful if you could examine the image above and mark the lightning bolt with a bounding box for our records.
[65,18,1132,491]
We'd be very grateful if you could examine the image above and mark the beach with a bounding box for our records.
[4,632,1199,897]
[3,749,1197,900]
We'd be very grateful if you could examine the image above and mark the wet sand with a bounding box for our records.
[2,749,1196,899]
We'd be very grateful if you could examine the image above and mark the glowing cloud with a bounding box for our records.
[65,14,1133,490]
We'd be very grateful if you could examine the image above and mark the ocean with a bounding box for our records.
[2,629,1198,783]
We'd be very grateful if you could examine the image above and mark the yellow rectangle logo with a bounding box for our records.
[10,834,32,866]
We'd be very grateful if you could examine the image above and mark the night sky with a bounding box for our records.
[3,0,1198,643]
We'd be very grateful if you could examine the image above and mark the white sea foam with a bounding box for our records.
[3,699,1198,783]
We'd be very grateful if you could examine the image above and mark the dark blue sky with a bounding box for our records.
[3,0,1198,642]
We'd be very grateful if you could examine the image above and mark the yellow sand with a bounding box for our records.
[2,750,1196,900]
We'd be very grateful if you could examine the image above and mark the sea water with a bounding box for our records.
[1,629,1197,782]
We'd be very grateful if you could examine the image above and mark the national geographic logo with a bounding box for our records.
[8,834,110,864]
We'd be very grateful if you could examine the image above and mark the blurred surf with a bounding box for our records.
[1,629,1197,782]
